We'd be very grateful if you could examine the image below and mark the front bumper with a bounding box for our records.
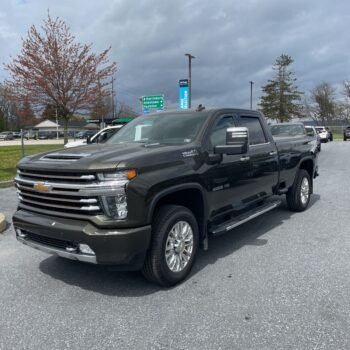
[13,209,152,269]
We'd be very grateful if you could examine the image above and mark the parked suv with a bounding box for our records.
[0,131,14,140]
[315,127,330,143]
[344,126,350,141]
[325,127,333,141]
[76,130,97,139]
[65,125,123,148]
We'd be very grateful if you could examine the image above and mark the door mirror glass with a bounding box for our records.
[214,127,249,155]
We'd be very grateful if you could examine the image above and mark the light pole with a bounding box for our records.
[185,53,195,109]
[111,76,116,121]
[249,81,254,110]
[55,107,59,139]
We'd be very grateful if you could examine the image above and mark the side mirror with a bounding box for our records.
[214,127,249,155]
[86,135,92,144]
[306,130,314,137]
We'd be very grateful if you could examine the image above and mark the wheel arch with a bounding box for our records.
[299,157,314,193]
[147,183,208,242]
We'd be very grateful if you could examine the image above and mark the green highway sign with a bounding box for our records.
[142,95,164,112]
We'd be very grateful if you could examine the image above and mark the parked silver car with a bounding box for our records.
[0,131,14,140]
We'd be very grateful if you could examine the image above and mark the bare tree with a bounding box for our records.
[344,81,350,99]
[0,84,17,131]
[114,103,139,122]
[5,13,116,143]
[90,81,112,127]
[311,82,336,125]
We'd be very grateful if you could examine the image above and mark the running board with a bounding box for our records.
[210,200,282,236]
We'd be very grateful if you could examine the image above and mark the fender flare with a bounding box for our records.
[147,183,209,239]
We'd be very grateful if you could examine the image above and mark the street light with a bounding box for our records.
[185,53,195,109]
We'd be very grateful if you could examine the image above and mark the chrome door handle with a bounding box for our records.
[269,151,277,156]
[240,156,250,161]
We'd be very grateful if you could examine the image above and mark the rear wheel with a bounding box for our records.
[286,169,311,212]
[142,205,199,286]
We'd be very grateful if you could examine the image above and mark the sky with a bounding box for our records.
[1,0,350,113]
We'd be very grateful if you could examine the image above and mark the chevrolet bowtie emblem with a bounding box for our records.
[33,182,51,192]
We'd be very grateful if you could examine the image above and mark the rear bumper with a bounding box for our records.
[13,209,152,269]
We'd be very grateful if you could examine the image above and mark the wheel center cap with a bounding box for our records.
[175,241,185,253]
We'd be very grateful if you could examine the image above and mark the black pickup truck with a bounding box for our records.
[13,108,318,286]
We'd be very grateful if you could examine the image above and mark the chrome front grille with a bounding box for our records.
[15,169,103,216]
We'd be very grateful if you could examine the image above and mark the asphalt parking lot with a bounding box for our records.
[0,142,349,350]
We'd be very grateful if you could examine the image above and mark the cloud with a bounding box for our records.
[1,0,350,112]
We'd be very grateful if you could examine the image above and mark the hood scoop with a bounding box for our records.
[40,153,91,162]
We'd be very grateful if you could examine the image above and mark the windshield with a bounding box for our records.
[315,128,325,134]
[270,124,305,137]
[107,112,208,145]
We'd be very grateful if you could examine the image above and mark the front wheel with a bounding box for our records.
[286,169,311,212]
[142,205,199,286]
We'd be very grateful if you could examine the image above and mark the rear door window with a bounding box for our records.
[238,116,267,145]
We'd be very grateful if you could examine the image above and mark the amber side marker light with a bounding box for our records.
[127,169,137,180]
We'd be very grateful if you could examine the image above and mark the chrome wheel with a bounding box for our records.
[300,177,310,205]
[165,221,194,273]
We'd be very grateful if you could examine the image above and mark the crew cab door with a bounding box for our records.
[202,114,254,221]
[236,114,279,199]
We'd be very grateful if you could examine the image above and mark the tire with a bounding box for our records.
[286,169,311,212]
[318,144,321,152]
[142,205,199,287]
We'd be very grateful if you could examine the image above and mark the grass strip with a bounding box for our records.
[0,145,62,182]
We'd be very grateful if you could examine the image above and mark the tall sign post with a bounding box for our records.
[179,79,189,109]
[142,95,164,114]
[185,53,195,109]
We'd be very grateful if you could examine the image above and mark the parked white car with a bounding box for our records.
[64,125,124,148]
[314,126,330,143]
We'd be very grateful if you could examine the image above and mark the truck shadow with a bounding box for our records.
[193,195,320,274]
[39,194,320,296]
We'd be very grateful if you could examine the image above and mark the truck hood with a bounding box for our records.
[18,143,196,172]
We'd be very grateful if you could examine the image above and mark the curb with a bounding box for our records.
[0,180,14,189]
[0,213,6,233]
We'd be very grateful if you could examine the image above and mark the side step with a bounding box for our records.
[210,200,282,236]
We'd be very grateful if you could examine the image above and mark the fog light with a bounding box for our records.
[15,228,27,238]
[78,244,95,255]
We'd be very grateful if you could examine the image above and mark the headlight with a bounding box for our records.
[97,169,137,220]
[101,193,128,219]
[97,169,137,181]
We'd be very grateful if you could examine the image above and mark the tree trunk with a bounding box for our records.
[63,117,68,145]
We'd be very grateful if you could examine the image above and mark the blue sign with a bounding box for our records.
[179,79,189,109]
